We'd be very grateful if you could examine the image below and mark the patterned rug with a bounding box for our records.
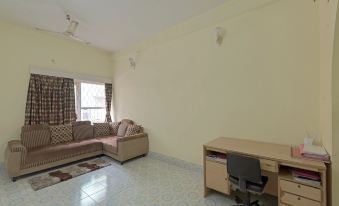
[29,158,111,191]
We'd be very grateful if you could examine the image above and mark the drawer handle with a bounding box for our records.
[297,197,301,200]
[297,185,301,188]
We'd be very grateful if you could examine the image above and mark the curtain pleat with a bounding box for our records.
[25,74,76,125]
[105,83,113,122]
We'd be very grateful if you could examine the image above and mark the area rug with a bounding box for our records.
[29,158,111,191]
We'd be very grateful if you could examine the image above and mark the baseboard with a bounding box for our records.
[148,152,202,173]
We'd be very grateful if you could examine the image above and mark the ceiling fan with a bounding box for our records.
[36,14,90,44]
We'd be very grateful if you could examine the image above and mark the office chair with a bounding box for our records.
[227,153,268,206]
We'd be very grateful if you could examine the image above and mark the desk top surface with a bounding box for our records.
[204,137,326,170]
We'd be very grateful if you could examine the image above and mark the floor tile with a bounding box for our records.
[78,197,98,206]
[0,155,277,206]
[82,182,106,196]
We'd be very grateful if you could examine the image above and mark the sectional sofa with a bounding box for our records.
[4,119,149,181]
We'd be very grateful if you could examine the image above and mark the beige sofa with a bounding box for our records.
[4,119,148,181]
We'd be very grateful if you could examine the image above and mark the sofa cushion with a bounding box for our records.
[94,123,111,137]
[73,121,94,140]
[110,122,120,136]
[125,125,143,137]
[50,125,73,144]
[97,136,118,154]
[21,124,51,150]
[24,139,102,165]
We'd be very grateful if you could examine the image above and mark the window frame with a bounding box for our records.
[74,80,106,123]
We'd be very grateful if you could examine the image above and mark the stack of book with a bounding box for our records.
[292,144,330,163]
[291,168,321,187]
[300,144,330,162]
[206,152,227,164]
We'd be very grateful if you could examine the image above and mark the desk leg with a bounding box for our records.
[204,187,211,197]
[203,146,209,197]
[321,170,327,206]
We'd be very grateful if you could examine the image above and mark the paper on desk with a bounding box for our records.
[303,145,328,156]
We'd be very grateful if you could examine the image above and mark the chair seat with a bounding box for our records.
[229,175,268,193]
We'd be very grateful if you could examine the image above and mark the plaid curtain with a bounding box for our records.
[25,74,76,125]
[105,83,113,122]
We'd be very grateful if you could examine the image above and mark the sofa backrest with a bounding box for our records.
[73,121,94,141]
[21,124,51,150]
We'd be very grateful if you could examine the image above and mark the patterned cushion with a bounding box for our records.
[125,125,143,137]
[110,122,120,136]
[94,123,111,137]
[73,122,94,140]
[21,124,51,150]
[50,125,73,144]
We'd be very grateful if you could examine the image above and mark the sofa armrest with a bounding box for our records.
[116,133,149,162]
[7,140,27,153]
[117,133,147,142]
[5,140,26,178]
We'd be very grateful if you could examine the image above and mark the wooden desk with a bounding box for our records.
[203,137,328,206]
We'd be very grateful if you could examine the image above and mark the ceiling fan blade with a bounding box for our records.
[70,35,90,45]
[35,27,63,35]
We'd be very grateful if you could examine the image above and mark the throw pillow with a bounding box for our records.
[21,124,51,150]
[125,124,143,137]
[94,123,111,137]
[117,122,129,137]
[110,122,120,136]
[50,125,73,144]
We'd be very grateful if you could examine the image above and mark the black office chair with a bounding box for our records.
[227,153,268,206]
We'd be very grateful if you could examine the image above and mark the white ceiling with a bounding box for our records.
[0,0,228,52]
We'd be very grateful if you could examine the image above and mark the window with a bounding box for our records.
[75,81,106,123]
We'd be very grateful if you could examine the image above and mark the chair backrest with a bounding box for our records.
[227,153,262,191]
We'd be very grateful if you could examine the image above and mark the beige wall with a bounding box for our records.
[320,0,338,156]
[112,0,320,165]
[332,1,339,205]
[0,20,113,161]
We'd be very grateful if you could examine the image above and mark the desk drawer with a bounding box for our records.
[206,160,230,195]
[260,159,278,173]
[280,192,320,206]
[280,180,321,201]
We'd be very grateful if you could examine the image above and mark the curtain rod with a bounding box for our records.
[29,66,113,84]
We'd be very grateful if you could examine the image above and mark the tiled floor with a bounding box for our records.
[0,154,277,206]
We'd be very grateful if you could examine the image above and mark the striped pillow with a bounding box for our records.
[50,125,73,144]
[110,122,120,136]
[21,125,51,150]
[117,122,129,137]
